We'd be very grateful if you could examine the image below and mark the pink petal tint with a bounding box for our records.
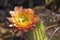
[7,6,39,32]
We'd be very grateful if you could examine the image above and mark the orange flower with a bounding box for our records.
[7,6,38,32]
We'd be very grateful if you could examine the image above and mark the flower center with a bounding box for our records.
[18,17,25,22]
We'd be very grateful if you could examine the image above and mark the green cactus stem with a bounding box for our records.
[24,20,47,40]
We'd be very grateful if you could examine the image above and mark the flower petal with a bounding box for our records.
[10,11,16,16]
[30,27,34,31]
[23,9,28,13]
[14,6,23,12]
[13,27,18,32]
[7,17,13,22]
[23,29,28,32]
[9,24,14,27]
[27,9,34,14]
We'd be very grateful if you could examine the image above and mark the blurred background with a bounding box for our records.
[0,0,60,40]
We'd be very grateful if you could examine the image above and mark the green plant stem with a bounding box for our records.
[25,20,47,40]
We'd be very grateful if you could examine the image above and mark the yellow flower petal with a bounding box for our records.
[8,7,38,32]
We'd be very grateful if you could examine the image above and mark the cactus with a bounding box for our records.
[24,20,47,40]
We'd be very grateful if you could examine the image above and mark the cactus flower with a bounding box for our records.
[7,7,38,32]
